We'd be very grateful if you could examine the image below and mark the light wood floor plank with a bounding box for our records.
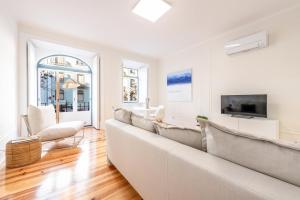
[0,128,141,200]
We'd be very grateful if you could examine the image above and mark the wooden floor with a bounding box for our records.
[0,128,141,200]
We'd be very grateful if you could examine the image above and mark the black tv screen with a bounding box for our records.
[221,95,267,118]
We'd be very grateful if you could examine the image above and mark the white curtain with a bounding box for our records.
[92,55,101,129]
[27,41,38,106]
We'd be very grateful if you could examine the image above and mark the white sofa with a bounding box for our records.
[105,119,300,200]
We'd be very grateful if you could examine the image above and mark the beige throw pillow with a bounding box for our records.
[155,122,206,151]
[113,108,132,124]
[131,113,156,133]
[27,105,56,134]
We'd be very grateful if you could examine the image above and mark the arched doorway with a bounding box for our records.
[37,55,92,125]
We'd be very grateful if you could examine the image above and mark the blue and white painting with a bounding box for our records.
[167,69,192,102]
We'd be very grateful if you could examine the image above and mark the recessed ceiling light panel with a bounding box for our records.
[132,0,171,22]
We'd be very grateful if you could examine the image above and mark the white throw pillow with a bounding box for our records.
[28,105,56,134]
[154,106,165,122]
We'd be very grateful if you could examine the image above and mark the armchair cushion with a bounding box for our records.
[28,105,56,134]
[37,121,84,142]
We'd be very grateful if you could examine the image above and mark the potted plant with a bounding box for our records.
[196,115,208,129]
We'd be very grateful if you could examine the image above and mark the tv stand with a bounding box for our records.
[231,115,253,119]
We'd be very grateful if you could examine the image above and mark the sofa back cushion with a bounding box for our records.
[206,121,300,187]
[114,108,132,124]
[155,122,206,151]
[28,105,56,134]
[131,113,156,133]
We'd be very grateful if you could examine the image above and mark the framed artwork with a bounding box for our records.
[167,69,192,102]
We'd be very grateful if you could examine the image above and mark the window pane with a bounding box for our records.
[39,70,74,112]
[77,73,91,111]
[40,70,56,106]
[39,56,91,73]
[60,73,74,112]
[123,77,138,102]
[123,68,138,77]
[122,60,149,104]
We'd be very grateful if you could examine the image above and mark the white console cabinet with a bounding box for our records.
[210,114,279,140]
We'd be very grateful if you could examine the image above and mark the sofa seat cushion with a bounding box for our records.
[37,121,84,142]
[206,121,300,187]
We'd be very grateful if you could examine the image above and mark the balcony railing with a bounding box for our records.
[41,102,90,112]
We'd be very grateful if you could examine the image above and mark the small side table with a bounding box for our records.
[6,136,41,168]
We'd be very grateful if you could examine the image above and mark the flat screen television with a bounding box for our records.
[221,94,267,118]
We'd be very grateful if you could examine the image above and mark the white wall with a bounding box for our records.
[0,15,18,143]
[158,5,300,140]
[18,25,158,130]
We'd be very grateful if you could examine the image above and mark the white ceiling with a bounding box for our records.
[1,0,299,58]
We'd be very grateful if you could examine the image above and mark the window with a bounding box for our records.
[123,67,139,103]
[38,55,92,112]
[122,60,148,103]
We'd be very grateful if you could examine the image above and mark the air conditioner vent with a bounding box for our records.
[225,31,268,55]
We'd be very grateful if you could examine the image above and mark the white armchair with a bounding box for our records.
[22,105,85,145]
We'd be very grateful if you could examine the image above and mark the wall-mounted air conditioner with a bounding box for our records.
[224,31,268,55]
